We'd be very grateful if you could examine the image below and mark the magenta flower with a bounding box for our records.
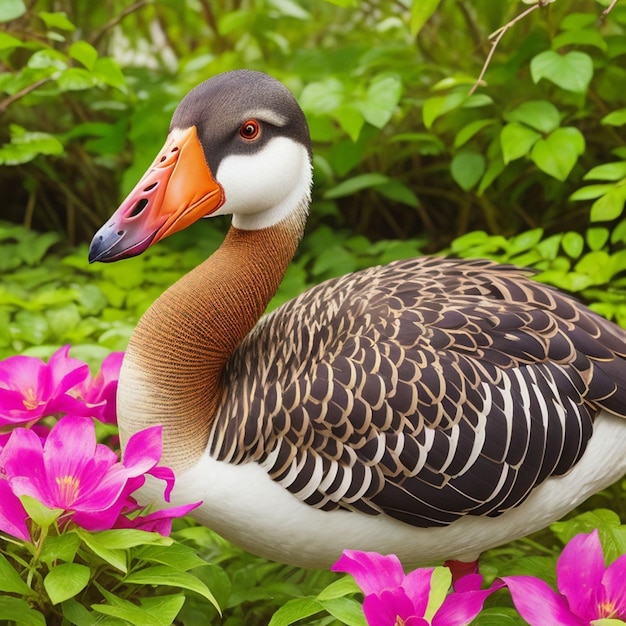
[1,415,196,534]
[0,478,29,541]
[0,346,91,426]
[503,530,626,625]
[77,351,124,424]
[332,550,499,626]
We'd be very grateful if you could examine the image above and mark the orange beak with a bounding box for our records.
[89,126,224,262]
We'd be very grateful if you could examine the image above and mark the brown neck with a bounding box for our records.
[116,211,305,471]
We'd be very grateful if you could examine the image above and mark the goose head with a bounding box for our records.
[89,70,313,263]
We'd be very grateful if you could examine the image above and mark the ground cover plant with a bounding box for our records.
[2,0,626,624]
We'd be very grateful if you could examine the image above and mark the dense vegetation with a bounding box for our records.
[1,0,626,624]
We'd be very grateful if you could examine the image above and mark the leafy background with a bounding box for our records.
[1,0,626,624]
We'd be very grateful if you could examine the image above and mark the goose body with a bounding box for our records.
[90,70,626,569]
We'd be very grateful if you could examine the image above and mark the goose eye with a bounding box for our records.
[239,119,260,141]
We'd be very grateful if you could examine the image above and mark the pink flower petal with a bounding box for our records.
[48,346,90,395]
[433,579,504,626]
[363,588,424,626]
[0,480,30,541]
[403,567,434,617]
[557,530,605,620]
[602,554,626,618]
[332,550,406,596]
[122,426,163,475]
[502,576,587,626]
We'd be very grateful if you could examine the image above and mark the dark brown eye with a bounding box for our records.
[239,119,260,140]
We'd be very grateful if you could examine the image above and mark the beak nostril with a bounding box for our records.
[143,182,158,192]
[130,198,149,217]
[117,230,124,236]
[160,156,166,163]
[171,147,179,152]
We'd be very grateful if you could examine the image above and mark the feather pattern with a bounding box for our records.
[207,256,626,528]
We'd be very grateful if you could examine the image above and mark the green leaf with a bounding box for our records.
[134,543,209,571]
[530,127,585,180]
[0,0,26,22]
[38,11,76,31]
[60,598,96,626]
[584,161,626,181]
[377,180,419,207]
[552,28,607,52]
[422,92,468,129]
[410,0,443,35]
[0,597,45,626]
[0,32,23,48]
[509,228,544,254]
[454,119,495,149]
[0,125,64,166]
[58,67,96,91]
[561,232,584,258]
[124,565,220,612]
[19,495,63,527]
[268,598,324,626]
[504,100,561,134]
[530,50,593,93]
[317,576,360,601]
[40,531,81,566]
[602,108,626,127]
[267,0,310,19]
[358,74,402,128]
[69,40,98,69]
[324,173,390,199]
[92,57,126,91]
[590,186,626,222]
[334,103,365,142]
[0,554,34,596]
[44,563,90,604]
[500,122,541,164]
[91,596,166,626]
[320,596,367,626]
[570,184,614,201]
[425,567,452,622]
[451,151,485,190]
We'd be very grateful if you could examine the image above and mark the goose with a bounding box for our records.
[89,69,626,571]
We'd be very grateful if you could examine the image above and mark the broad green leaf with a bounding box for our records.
[602,108,626,127]
[500,122,541,164]
[93,57,126,91]
[410,0,443,35]
[422,92,468,129]
[91,599,164,626]
[552,28,607,52]
[124,565,220,612]
[316,576,360,601]
[0,32,22,48]
[267,0,310,19]
[40,531,81,566]
[586,227,609,251]
[69,40,98,69]
[38,11,75,31]
[0,554,34,596]
[0,0,26,22]
[425,567,452,622]
[530,50,593,93]
[334,103,365,142]
[377,180,419,207]
[509,228,544,254]
[454,119,495,149]
[134,542,209,571]
[77,531,127,573]
[137,595,187,626]
[268,598,324,626]
[19,495,62,527]
[60,598,96,626]
[299,78,344,114]
[570,184,614,201]
[561,232,584,258]
[0,597,45,626]
[0,125,64,165]
[590,186,626,222]
[27,48,67,70]
[320,596,367,625]
[451,151,485,190]
[530,127,585,180]
[504,100,561,134]
[58,67,96,91]
[584,161,626,181]
[324,173,390,199]
[359,74,402,128]
[472,606,527,625]
[44,563,90,604]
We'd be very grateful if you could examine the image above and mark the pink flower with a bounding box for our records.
[332,551,499,626]
[1,415,196,534]
[0,479,29,541]
[503,530,626,625]
[77,351,124,424]
[0,346,90,426]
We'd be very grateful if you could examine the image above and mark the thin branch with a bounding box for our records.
[602,0,619,16]
[90,0,151,46]
[469,2,550,95]
[0,78,51,115]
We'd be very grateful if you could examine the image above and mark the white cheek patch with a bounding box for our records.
[213,137,312,230]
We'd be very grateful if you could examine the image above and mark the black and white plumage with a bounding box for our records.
[89,70,626,569]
